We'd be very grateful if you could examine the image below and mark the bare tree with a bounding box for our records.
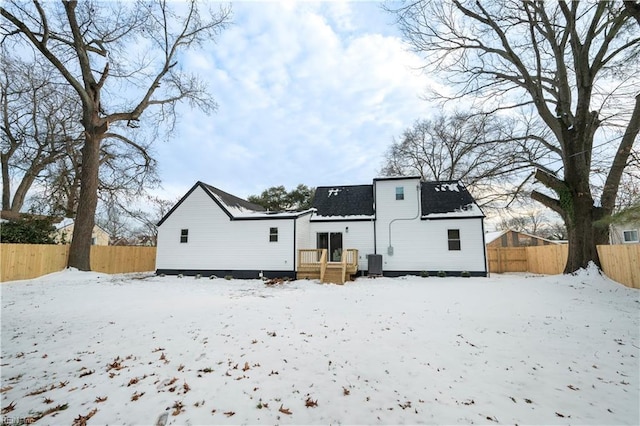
[118,195,176,246]
[390,1,640,272]
[1,50,83,212]
[1,0,230,270]
[379,112,545,208]
[2,50,158,220]
[497,210,552,236]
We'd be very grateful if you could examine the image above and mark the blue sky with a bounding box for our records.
[153,1,436,200]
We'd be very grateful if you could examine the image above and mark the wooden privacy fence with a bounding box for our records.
[488,244,639,289]
[0,244,156,282]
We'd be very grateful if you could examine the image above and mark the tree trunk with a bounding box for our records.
[1,153,10,210]
[10,166,43,212]
[68,133,101,271]
[564,195,602,273]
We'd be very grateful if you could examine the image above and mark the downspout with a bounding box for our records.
[481,218,488,277]
[387,184,421,256]
[293,217,297,277]
[373,181,377,254]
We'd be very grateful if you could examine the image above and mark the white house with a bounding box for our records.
[155,177,488,279]
[610,223,639,244]
[55,218,110,246]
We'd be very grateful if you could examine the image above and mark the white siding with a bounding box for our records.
[294,214,311,267]
[307,220,375,271]
[156,186,295,272]
[374,178,486,273]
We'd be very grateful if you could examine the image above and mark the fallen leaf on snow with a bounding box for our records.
[279,404,292,415]
[72,408,98,426]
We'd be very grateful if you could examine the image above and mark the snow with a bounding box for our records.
[1,269,639,425]
[311,214,374,221]
[422,203,484,219]
[485,230,508,244]
[434,183,460,192]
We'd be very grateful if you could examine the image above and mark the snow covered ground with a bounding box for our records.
[1,269,638,425]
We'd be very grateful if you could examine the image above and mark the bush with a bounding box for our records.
[420,270,429,278]
[224,275,233,280]
[0,216,57,244]
[437,270,447,278]
[461,271,471,278]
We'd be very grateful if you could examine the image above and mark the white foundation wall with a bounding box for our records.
[307,220,375,271]
[156,186,295,271]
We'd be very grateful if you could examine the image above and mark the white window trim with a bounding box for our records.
[622,229,639,243]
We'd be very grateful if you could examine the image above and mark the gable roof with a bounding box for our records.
[312,185,374,220]
[420,181,484,219]
[157,181,311,226]
[200,182,266,215]
[55,218,109,234]
[485,229,562,245]
[485,230,508,244]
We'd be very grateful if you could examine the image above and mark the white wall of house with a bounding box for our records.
[379,218,486,272]
[610,223,640,244]
[294,214,311,267]
[307,220,375,271]
[156,186,296,273]
[374,178,485,273]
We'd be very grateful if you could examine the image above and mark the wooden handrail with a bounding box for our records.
[319,249,327,282]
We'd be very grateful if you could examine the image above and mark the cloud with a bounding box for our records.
[156,1,436,199]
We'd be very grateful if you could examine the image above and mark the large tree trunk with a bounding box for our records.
[1,153,10,210]
[564,195,602,273]
[68,133,101,271]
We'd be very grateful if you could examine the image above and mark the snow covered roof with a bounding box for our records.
[485,229,564,245]
[157,182,312,226]
[311,185,374,220]
[485,230,508,244]
[55,218,75,230]
[420,181,484,219]
[200,183,266,216]
[158,179,484,226]
[55,218,108,234]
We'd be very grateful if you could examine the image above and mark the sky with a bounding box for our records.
[152,1,437,201]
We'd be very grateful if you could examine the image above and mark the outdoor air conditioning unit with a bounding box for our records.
[367,254,383,277]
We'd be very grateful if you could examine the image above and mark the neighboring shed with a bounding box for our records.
[485,229,562,248]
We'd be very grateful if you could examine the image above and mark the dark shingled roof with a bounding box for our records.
[201,183,266,212]
[420,181,477,215]
[312,185,374,217]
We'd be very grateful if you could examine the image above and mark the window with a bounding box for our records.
[395,186,404,200]
[269,227,278,242]
[317,232,343,261]
[448,229,461,251]
[91,237,97,245]
[180,229,188,243]
[623,229,639,243]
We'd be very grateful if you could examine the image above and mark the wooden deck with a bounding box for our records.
[297,249,358,285]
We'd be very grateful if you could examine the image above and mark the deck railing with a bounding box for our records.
[320,249,328,282]
[297,248,358,284]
